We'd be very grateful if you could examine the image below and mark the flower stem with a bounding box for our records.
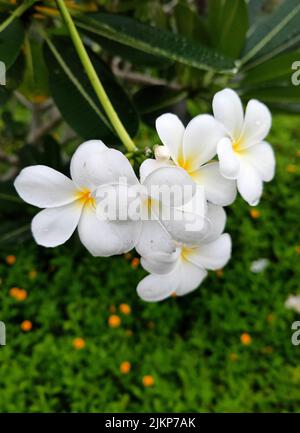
[55,0,137,152]
[0,0,36,33]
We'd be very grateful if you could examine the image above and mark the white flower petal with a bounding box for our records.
[187,233,232,270]
[139,158,173,184]
[137,255,207,301]
[141,249,180,275]
[160,186,207,245]
[156,113,185,164]
[78,206,140,257]
[31,201,83,247]
[143,166,196,207]
[70,140,108,189]
[14,165,76,208]
[183,114,224,170]
[137,272,178,302]
[191,161,237,206]
[175,260,207,296]
[217,137,240,179]
[71,140,139,190]
[237,160,263,206]
[212,88,244,140]
[241,99,271,147]
[204,203,227,243]
[135,218,175,257]
[242,141,275,182]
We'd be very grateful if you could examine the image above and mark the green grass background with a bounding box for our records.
[0,115,300,412]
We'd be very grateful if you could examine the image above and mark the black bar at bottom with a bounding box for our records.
[0,413,298,431]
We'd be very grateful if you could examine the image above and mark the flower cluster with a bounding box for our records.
[14,89,275,302]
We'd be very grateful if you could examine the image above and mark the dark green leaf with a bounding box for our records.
[133,85,188,127]
[19,28,49,101]
[208,0,248,59]
[84,31,172,68]
[242,48,300,85]
[44,36,139,143]
[242,0,300,65]
[18,139,65,173]
[241,83,300,104]
[0,219,31,247]
[247,0,265,26]
[0,15,24,69]
[0,181,28,216]
[174,1,209,45]
[75,13,235,73]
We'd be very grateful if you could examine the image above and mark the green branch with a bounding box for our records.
[55,0,137,152]
[0,0,36,33]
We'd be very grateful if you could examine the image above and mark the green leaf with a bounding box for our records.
[174,1,209,44]
[18,28,49,102]
[83,30,172,68]
[242,48,300,85]
[208,0,248,59]
[247,0,265,26]
[44,36,139,143]
[133,85,188,126]
[242,0,300,65]
[0,51,25,104]
[18,138,64,173]
[75,13,235,73]
[0,15,24,69]
[0,181,28,216]
[241,83,300,104]
[0,220,31,247]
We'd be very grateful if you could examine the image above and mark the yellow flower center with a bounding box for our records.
[232,136,245,153]
[177,155,194,174]
[76,189,95,207]
[181,245,193,261]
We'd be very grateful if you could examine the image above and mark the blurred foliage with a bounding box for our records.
[0,0,300,413]
[0,114,300,412]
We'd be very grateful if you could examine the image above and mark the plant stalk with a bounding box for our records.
[0,0,36,33]
[55,0,137,152]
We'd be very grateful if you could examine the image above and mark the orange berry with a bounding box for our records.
[119,303,131,315]
[21,320,32,332]
[9,287,20,298]
[287,164,297,173]
[16,289,27,301]
[73,337,86,350]
[131,257,140,269]
[250,208,260,219]
[108,314,121,328]
[143,375,154,387]
[171,292,177,298]
[240,332,252,345]
[6,255,16,265]
[120,361,131,374]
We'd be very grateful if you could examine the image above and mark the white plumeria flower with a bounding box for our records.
[213,88,275,206]
[135,163,208,257]
[137,204,231,302]
[148,113,237,206]
[14,140,140,257]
